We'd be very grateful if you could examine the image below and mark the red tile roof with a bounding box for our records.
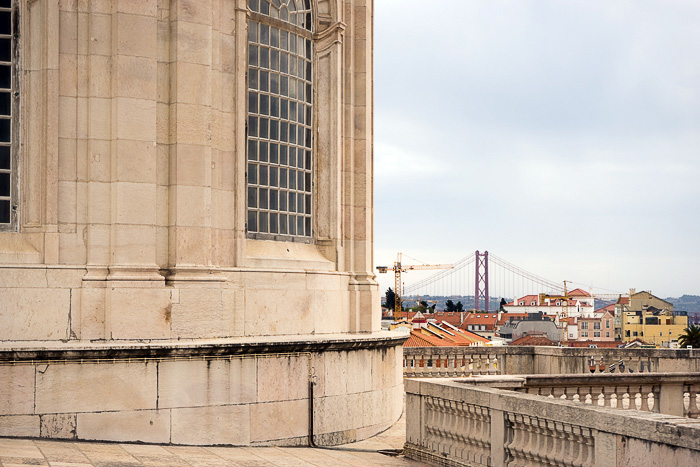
[595,303,616,314]
[510,334,557,346]
[568,288,592,297]
[403,325,489,347]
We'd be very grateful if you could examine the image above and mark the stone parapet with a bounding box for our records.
[405,377,700,467]
[0,333,406,446]
[403,345,700,377]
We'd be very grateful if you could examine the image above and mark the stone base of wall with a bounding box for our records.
[0,333,405,446]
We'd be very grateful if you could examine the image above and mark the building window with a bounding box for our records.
[594,331,600,338]
[581,322,589,330]
[606,320,610,328]
[582,331,588,337]
[0,1,16,230]
[606,332,610,338]
[594,322,601,330]
[247,0,313,240]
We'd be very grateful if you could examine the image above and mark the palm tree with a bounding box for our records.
[678,325,700,348]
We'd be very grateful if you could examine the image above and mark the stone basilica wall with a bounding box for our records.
[0,0,403,445]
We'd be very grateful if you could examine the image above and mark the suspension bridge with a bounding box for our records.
[398,250,623,312]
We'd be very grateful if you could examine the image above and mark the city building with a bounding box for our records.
[578,309,615,342]
[460,312,499,339]
[615,289,685,346]
[499,312,562,343]
[502,289,594,319]
[0,0,404,446]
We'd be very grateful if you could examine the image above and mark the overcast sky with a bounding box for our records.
[373,0,700,299]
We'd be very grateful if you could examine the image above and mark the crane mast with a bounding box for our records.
[538,280,570,345]
[377,252,454,320]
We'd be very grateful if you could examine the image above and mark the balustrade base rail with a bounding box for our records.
[405,376,700,467]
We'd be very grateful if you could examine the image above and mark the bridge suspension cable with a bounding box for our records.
[402,251,565,300]
[403,252,476,295]
[488,254,564,294]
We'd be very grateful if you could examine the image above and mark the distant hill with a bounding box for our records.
[399,294,700,315]
[665,295,700,314]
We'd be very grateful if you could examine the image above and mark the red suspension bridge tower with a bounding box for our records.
[475,250,489,311]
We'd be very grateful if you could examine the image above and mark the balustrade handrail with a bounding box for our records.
[514,372,700,387]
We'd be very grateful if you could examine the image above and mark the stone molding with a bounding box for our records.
[0,331,408,363]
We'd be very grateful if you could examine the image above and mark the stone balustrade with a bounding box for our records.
[463,373,700,418]
[403,346,700,377]
[405,376,700,467]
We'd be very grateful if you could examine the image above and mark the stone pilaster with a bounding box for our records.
[107,0,161,281]
[166,0,219,282]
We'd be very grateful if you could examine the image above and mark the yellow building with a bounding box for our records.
[618,290,688,347]
[622,310,688,346]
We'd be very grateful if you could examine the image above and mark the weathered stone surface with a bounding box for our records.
[106,287,172,340]
[0,289,70,341]
[250,400,307,443]
[0,415,40,437]
[171,405,250,445]
[36,362,158,414]
[77,409,170,444]
[40,413,77,439]
[257,354,309,403]
[158,357,256,408]
[0,366,35,415]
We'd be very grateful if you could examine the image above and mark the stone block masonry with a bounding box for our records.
[0,334,406,446]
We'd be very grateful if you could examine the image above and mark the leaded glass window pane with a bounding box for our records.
[247,0,313,241]
[0,1,14,229]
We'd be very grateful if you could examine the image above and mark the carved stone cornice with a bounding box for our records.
[315,21,345,52]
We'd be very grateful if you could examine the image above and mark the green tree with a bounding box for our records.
[455,301,464,312]
[679,325,700,348]
[445,299,456,312]
[383,287,396,310]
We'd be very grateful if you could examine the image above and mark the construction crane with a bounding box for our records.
[538,280,571,345]
[377,253,453,320]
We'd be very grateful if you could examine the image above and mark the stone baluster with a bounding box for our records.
[639,385,653,412]
[580,386,592,404]
[552,387,566,400]
[487,354,496,375]
[602,386,616,407]
[579,427,595,466]
[687,384,700,418]
[474,355,482,375]
[566,386,579,402]
[455,403,468,462]
[614,385,628,409]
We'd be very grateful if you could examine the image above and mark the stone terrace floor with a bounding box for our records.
[0,412,425,467]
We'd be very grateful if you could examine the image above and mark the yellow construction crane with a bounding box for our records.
[539,280,571,345]
[377,253,453,320]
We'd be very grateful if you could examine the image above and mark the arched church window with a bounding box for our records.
[247,0,313,240]
[0,0,16,231]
